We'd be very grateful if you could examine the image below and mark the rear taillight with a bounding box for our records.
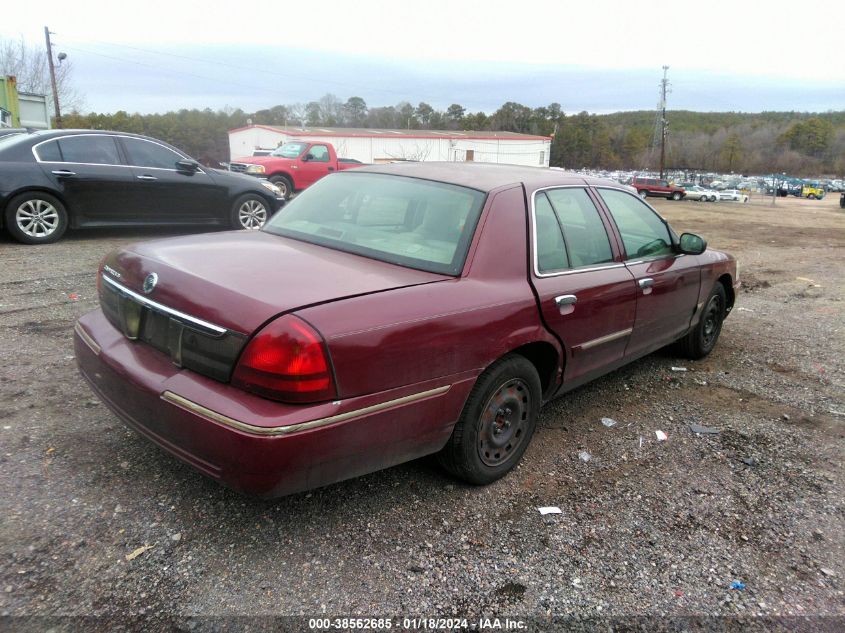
[231,315,335,403]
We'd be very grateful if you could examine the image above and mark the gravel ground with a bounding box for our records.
[0,193,843,631]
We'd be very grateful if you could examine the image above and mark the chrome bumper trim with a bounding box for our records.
[74,322,101,355]
[102,275,227,335]
[161,385,452,437]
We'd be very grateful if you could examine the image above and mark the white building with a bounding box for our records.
[228,125,551,168]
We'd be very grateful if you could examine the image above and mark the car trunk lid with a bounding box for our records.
[104,231,449,335]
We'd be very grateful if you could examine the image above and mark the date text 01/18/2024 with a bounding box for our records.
[307,617,527,630]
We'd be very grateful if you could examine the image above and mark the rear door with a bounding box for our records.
[530,187,638,389]
[595,187,701,358]
[35,135,134,223]
[297,144,334,188]
[119,137,223,222]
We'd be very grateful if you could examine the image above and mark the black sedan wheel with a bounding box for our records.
[231,194,269,230]
[438,354,541,485]
[5,192,68,244]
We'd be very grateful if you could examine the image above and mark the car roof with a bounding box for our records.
[352,161,622,193]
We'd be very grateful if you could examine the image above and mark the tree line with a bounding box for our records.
[62,98,845,176]
[3,37,842,175]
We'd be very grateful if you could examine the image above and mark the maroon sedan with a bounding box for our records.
[75,163,739,497]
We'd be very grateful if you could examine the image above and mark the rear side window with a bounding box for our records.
[534,193,569,272]
[35,140,62,162]
[122,138,185,169]
[545,188,614,267]
[597,188,673,259]
[58,136,121,165]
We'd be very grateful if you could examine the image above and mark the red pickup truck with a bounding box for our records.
[229,141,364,199]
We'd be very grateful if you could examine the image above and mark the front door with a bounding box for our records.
[530,187,638,389]
[595,188,702,358]
[120,137,222,222]
[297,144,333,188]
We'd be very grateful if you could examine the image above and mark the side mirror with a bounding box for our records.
[678,232,707,255]
[176,159,200,173]
[302,153,314,162]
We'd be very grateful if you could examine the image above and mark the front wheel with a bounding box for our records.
[671,191,682,201]
[269,175,293,200]
[4,192,68,244]
[231,194,270,230]
[438,355,541,485]
[675,283,727,360]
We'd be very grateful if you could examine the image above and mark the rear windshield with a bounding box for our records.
[263,172,487,275]
[271,142,308,158]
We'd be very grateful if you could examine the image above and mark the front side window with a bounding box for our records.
[264,173,486,276]
[122,138,185,169]
[271,142,308,158]
[307,145,330,162]
[58,136,121,165]
[545,188,614,268]
[598,188,673,259]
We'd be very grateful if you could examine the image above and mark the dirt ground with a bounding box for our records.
[0,192,843,631]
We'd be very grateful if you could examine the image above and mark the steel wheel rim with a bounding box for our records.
[702,294,724,347]
[238,199,267,230]
[16,199,59,238]
[478,378,531,467]
[273,180,288,196]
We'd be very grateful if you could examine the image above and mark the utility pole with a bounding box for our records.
[44,26,62,129]
[658,65,670,180]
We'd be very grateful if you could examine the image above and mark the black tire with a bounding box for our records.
[671,191,682,201]
[437,354,541,485]
[4,192,68,244]
[269,175,293,200]
[638,190,648,199]
[676,283,727,360]
[230,194,270,230]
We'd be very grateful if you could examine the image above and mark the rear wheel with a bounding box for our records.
[269,175,293,200]
[671,191,682,201]
[638,190,648,199]
[438,355,541,485]
[231,194,270,230]
[675,283,726,359]
[4,192,68,244]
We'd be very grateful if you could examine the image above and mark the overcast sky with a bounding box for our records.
[3,0,842,115]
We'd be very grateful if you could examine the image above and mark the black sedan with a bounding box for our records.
[0,130,286,244]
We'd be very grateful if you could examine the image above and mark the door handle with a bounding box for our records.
[136,175,158,181]
[328,167,335,172]
[555,294,577,307]
[555,294,577,315]
[638,278,654,288]
[51,170,76,177]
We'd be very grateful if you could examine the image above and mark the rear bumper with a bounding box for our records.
[74,309,473,497]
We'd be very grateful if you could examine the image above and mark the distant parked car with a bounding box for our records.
[719,189,749,203]
[631,176,686,200]
[0,130,286,244]
[684,185,719,202]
